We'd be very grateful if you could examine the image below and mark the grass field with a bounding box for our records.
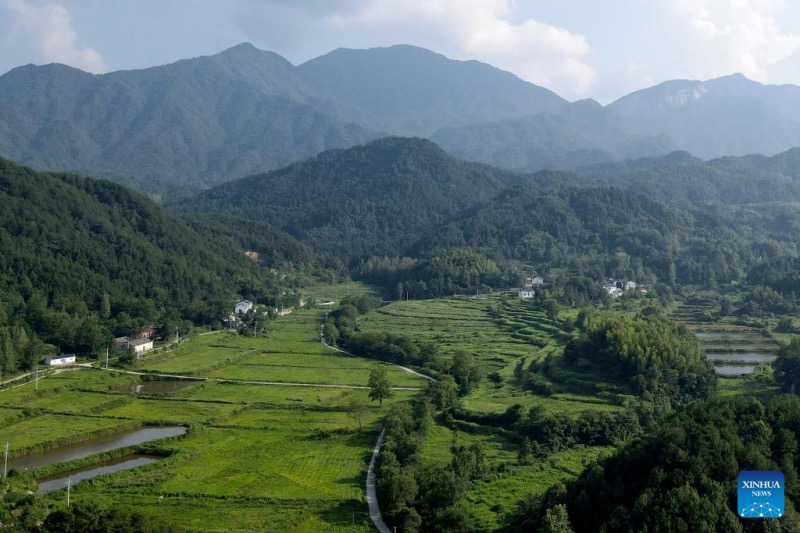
[0,300,427,532]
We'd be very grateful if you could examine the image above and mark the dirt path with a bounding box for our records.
[99,367,422,391]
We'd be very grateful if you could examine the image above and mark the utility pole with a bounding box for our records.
[35,366,39,391]
[66,476,71,506]
[105,347,109,369]
[175,327,179,344]
[3,442,8,478]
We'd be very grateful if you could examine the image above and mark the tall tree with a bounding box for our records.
[774,337,800,394]
[368,366,393,407]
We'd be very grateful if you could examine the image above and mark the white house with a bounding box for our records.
[524,276,545,288]
[45,354,76,366]
[234,300,254,314]
[129,337,154,356]
[518,289,536,299]
[624,281,638,291]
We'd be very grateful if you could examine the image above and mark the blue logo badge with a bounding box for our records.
[738,471,784,518]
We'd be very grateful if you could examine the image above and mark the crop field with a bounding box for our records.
[141,310,423,388]
[0,305,427,532]
[352,296,629,527]
[357,296,622,415]
[0,414,137,454]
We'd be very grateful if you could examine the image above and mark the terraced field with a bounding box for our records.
[356,295,623,529]
[0,306,425,532]
[671,301,779,375]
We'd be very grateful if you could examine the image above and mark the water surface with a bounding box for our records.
[36,454,159,494]
[8,426,186,472]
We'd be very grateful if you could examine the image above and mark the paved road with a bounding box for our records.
[366,429,392,533]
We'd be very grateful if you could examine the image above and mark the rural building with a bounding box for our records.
[114,336,130,350]
[129,337,154,356]
[524,276,544,288]
[518,289,536,299]
[44,354,76,366]
[234,299,253,314]
[139,328,156,339]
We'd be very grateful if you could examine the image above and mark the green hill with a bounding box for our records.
[0,158,302,371]
[178,137,523,260]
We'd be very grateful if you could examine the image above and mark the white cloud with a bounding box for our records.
[650,0,800,83]
[0,0,106,73]
[235,0,595,98]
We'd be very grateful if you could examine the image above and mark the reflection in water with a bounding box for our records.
[36,454,160,493]
[7,426,186,472]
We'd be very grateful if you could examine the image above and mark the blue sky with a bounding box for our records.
[1,0,799,103]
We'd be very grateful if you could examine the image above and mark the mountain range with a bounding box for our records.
[3,43,800,198]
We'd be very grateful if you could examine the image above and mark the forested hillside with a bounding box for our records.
[0,44,376,198]
[408,184,768,287]
[516,396,800,532]
[178,137,523,260]
[576,148,800,207]
[0,158,289,372]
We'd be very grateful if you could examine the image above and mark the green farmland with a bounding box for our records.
[0,306,425,532]
[1,291,780,531]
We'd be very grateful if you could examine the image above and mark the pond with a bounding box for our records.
[7,426,186,472]
[714,365,757,376]
[36,454,161,494]
[133,380,201,395]
[708,353,777,364]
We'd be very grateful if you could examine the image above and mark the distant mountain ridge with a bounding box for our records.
[2,43,800,196]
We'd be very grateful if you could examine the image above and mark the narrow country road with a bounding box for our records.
[320,319,439,531]
[367,429,392,533]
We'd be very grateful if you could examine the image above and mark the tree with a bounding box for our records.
[544,298,560,322]
[541,504,574,533]
[425,375,459,410]
[774,337,800,394]
[368,366,393,407]
[347,397,369,432]
[451,349,481,396]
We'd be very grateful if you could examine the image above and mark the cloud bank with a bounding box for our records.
[650,0,800,83]
[0,0,106,73]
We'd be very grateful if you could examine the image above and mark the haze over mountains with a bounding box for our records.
[3,43,800,199]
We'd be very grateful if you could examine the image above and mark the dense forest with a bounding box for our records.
[516,396,800,532]
[178,137,522,260]
[179,137,800,303]
[563,313,716,409]
[0,158,291,373]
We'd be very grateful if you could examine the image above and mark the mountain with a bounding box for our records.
[430,99,676,171]
[0,157,304,368]
[297,44,567,136]
[4,43,800,198]
[575,147,800,206]
[608,73,800,158]
[0,43,376,198]
[0,43,568,198]
[176,137,523,260]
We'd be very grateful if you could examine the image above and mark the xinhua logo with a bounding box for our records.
[738,471,784,518]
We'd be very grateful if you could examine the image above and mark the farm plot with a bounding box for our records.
[18,306,419,531]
